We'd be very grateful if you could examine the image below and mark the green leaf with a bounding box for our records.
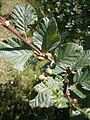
[11,3,38,33]
[70,66,90,98]
[74,50,90,70]
[29,82,52,108]
[51,89,68,108]
[70,84,86,99]
[55,43,90,70]
[52,65,64,75]
[0,38,33,70]
[33,17,60,51]
[55,43,83,69]
[73,66,90,91]
[29,76,68,108]
[48,34,61,51]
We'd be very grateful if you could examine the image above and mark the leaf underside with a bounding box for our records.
[29,77,68,108]
[0,38,33,70]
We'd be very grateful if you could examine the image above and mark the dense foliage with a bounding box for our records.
[39,0,90,45]
[0,0,90,120]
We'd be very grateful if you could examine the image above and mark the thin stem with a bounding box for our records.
[0,17,52,62]
[64,76,70,94]
[6,26,42,55]
[64,69,76,101]
[56,63,67,71]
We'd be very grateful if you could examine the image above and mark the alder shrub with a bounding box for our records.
[0,3,90,120]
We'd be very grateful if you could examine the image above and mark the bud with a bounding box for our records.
[5,21,10,27]
[46,68,52,75]
[33,51,38,55]
[65,90,70,96]
[72,98,79,107]
[50,60,56,68]
[38,74,46,81]
[37,56,45,61]
[46,52,52,58]
[73,99,78,104]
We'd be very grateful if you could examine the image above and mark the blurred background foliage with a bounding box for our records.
[0,0,90,120]
[38,0,90,49]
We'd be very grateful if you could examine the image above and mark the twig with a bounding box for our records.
[64,69,76,100]
[56,63,67,71]
[64,76,70,99]
[0,17,52,62]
